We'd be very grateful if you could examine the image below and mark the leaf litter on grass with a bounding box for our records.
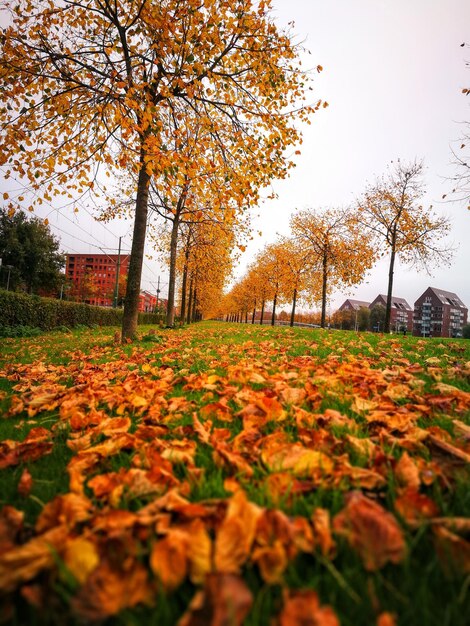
[0,322,469,625]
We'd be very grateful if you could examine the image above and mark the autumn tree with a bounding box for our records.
[277,237,315,326]
[290,208,374,328]
[357,160,453,333]
[256,242,289,325]
[179,220,234,323]
[0,0,318,339]
[0,208,64,293]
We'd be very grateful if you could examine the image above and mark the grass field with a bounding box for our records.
[0,321,469,625]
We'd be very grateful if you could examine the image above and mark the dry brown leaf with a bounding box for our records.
[394,488,439,524]
[187,519,213,584]
[311,508,336,558]
[71,559,151,620]
[17,467,33,497]
[433,525,470,575]
[262,443,334,478]
[394,452,421,490]
[177,573,252,626]
[214,490,262,573]
[277,588,340,626]
[0,526,68,592]
[150,529,189,591]
[333,492,406,571]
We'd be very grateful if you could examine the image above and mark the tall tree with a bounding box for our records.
[357,160,453,333]
[290,207,374,328]
[0,208,64,293]
[0,0,317,339]
[257,242,287,325]
[277,237,314,326]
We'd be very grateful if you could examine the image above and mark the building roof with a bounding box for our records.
[426,287,467,308]
[339,299,371,311]
[370,294,412,311]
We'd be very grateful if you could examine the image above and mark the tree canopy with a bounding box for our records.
[357,160,453,333]
[0,208,65,293]
[0,0,318,338]
[290,207,375,328]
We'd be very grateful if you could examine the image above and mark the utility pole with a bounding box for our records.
[155,275,161,313]
[113,237,122,308]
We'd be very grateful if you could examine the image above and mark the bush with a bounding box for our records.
[463,324,470,339]
[0,290,161,330]
[0,325,42,338]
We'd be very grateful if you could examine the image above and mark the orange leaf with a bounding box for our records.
[178,573,252,626]
[17,468,33,497]
[150,530,188,591]
[71,559,151,620]
[252,540,287,584]
[333,492,406,571]
[214,490,262,573]
[277,589,339,626]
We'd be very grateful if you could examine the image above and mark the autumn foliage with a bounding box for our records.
[0,0,318,338]
[0,322,469,624]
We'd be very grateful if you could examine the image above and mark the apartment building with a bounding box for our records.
[369,294,413,333]
[338,299,371,312]
[413,287,468,338]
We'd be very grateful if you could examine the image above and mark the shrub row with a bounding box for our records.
[0,290,161,331]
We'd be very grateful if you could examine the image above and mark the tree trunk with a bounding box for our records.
[384,245,396,334]
[180,258,189,324]
[259,299,265,325]
[245,311,248,324]
[191,288,197,323]
[271,292,277,326]
[122,163,151,341]
[320,253,328,329]
[290,288,297,327]
[251,299,256,324]
[187,278,193,324]
[165,217,180,327]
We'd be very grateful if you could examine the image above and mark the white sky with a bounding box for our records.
[1,0,469,311]
[241,0,470,312]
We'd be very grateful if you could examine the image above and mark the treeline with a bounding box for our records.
[219,160,452,331]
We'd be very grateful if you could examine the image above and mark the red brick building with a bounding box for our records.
[139,290,158,313]
[338,299,371,312]
[413,287,468,338]
[66,253,129,307]
[369,294,413,333]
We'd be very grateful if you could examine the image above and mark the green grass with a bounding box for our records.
[0,322,469,625]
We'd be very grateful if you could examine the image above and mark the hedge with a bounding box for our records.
[0,289,161,330]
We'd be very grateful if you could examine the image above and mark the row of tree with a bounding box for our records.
[0,0,318,339]
[220,160,452,332]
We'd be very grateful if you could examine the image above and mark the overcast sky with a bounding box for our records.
[1,0,469,311]
[243,0,470,312]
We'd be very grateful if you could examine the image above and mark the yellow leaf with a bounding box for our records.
[63,537,99,585]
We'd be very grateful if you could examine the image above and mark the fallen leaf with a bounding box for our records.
[63,536,100,585]
[150,529,189,591]
[333,492,406,571]
[433,525,470,575]
[18,468,33,497]
[277,588,340,626]
[177,573,252,626]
